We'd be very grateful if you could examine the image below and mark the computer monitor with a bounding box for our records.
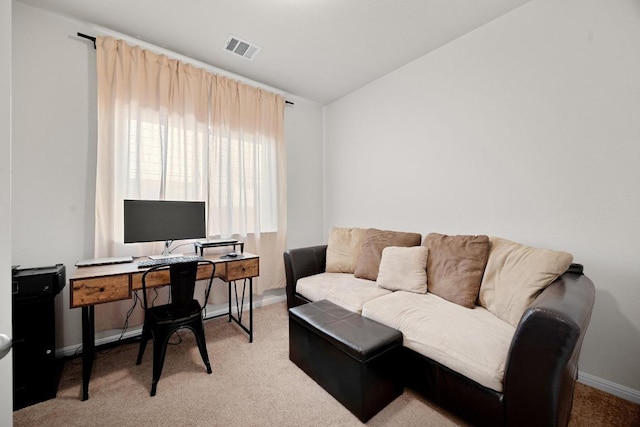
[124,199,206,257]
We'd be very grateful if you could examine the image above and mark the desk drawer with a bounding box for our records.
[131,264,215,290]
[222,258,259,281]
[71,275,130,307]
[131,271,169,290]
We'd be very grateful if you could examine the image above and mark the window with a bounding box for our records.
[125,115,279,236]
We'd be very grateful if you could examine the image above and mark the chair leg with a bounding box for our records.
[150,333,170,397]
[136,321,150,365]
[193,320,212,374]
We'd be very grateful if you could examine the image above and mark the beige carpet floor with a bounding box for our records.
[14,302,640,426]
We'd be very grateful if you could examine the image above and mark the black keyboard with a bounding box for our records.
[137,255,204,269]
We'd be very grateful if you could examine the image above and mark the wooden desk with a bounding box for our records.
[69,253,259,401]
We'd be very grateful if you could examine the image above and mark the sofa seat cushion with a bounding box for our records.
[296,272,392,314]
[362,291,515,392]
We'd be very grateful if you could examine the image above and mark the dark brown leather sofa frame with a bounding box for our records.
[284,245,595,427]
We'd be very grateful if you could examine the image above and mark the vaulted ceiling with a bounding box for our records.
[16,0,530,104]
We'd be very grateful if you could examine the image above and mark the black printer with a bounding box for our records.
[11,263,65,410]
[12,264,65,298]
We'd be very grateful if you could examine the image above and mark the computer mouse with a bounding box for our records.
[227,252,238,258]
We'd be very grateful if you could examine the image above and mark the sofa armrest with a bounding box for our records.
[504,264,595,427]
[283,245,328,308]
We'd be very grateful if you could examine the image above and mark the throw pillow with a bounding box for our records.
[377,246,429,293]
[424,233,490,308]
[354,228,422,281]
[325,227,368,273]
[478,236,573,327]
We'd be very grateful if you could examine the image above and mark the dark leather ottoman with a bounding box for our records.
[289,300,403,422]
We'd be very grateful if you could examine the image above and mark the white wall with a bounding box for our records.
[11,3,325,350]
[325,0,640,398]
[285,97,325,249]
[1,0,14,423]
[12,3,96,352]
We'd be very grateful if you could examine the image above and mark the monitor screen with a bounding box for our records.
[124,199,206,244]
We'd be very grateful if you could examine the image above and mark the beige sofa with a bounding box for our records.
[284,228,596,426]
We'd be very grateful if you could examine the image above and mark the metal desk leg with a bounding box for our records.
[228,280,232,323]
[228,278,253,343]
[81,305,95,401]
[249,278,253,343]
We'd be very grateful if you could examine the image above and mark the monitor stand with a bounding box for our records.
[147,240,184,260]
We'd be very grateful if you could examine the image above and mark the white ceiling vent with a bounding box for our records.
[224,35,261,61]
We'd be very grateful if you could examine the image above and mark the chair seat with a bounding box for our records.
[148,300,202,325]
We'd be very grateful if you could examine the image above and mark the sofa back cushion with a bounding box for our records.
[354,228,422,281]
[424,233,490,308]
[479,236,573,326]
[325,227,368,273]
[377,246,429,293]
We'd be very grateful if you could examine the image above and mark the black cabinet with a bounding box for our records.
[12,265,65,410]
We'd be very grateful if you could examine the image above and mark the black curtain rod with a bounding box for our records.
[77,32,294,106]
[77,32,96,48]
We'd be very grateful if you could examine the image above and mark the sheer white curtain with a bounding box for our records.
[94,36,286,331]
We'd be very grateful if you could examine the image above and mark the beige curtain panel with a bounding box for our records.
[94,36,286,332]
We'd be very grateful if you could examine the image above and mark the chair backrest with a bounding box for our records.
[141,260,216,315]
[169,262,199,314]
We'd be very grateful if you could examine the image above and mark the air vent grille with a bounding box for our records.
[224,35,261,61]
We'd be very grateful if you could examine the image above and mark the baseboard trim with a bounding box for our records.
[57,291,287,359]
[578,371,640,404]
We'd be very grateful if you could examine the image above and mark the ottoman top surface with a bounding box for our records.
[289,300,402,362]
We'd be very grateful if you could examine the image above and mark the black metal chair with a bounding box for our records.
[136,260,216,396]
